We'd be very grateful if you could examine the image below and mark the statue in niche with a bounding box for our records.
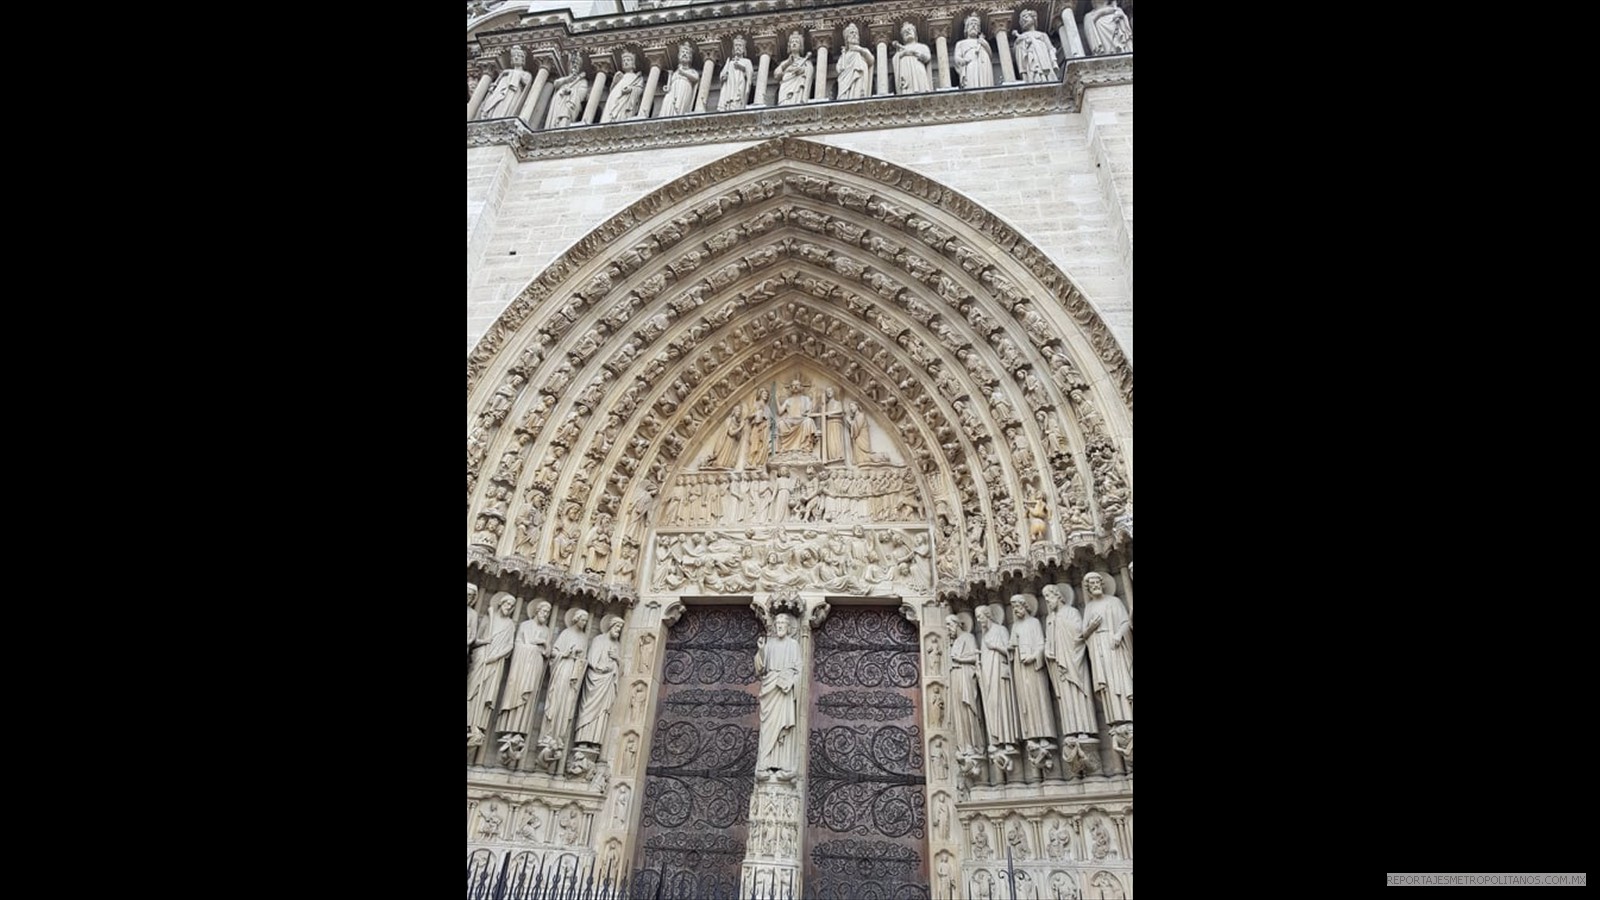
[1089,820,1112,859]
[1081,573,1132,724]
[629,682,646,721]
[515,808,543,842]
[773,32,812,106]
[755,612,803,779]
[835,23,873,99]
[930,737,950,781]
[747,388,773,468]
[945,612,986,763]
[622,732,639,774]
[718,35,753,111]
[1050,872,1080,900]
[1007,818,1030,859]
[891,22,932,95]
[1042,585,1096,737]
[953,15,994,89]
[573,615,624,747]
[601,50,644,122]
[497,600,554,736]
[1047,819,1072,860]
[972,870,994,900]
[545,52,589,129]
[467,583,479,649]
[538,608,592,764]
[775,378,818,454]
[936,853,957,900]
[971,821,993,859]
[467,591,518,741]
[1015,871,1041,900]
[704,403,745,469]
[557,807,580,845]
[583,513,612,574]
[477,802,505,840]
[1026,488,1051,545]
[1009,594,1056,747]
[975,603,1020,753]
[478,46,533,119]
[659,41,700,117]
[1012,9,1060,84]
[820,388,846,463]
[1086,1,1134,56]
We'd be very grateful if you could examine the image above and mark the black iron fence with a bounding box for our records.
[466,850,790,900]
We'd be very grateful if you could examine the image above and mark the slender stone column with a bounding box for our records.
[752,53,773,106]
[1059,12,1087,60]
[467,72,493,120]
[928,15,954,91]
[634,47,666,120]
[993,16,1018,84]
[869,23,894,96]
[694,45,718,112]
[582,70,608,124]
[810,39,830,101]
[517,65,551,125]
[751,33,777,107]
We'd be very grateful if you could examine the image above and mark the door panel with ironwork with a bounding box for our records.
[804,606,929,900]
[633,605,761,900]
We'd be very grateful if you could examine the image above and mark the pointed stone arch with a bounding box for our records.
[467,137,1131,602]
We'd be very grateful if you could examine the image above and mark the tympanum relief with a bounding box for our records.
[648,373,936,598]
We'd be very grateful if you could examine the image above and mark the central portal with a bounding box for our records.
[803,606,928,900]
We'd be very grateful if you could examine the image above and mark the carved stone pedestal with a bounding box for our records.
[740,779,803,899]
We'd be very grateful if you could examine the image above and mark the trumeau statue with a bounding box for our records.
[478,46,532,119]
[1081,572,1132,724]
[659,41,700,117]
[1042,584,1096,736]
[891,23,932,95]
[953,15,994,89]
[718,35,754,111]
[468,591,518,738]
[1012,9,1060,84]
[497,599,553,736]
[545,52,589,129]
[538,608,592,763]
[1008,593,1055,743]
[573,615,624,747]
[834,23,873,100]
[601,50,644,122]
[754,611,802,779]
[773,32,812,106]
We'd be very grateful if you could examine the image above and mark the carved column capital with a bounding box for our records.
[641,44,670,70]
[752,31,779,58]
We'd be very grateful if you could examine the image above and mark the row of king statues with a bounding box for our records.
[467,583,630,776]
[474,6,1133,124]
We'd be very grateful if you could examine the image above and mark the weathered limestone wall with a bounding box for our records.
[466,111,1133,360]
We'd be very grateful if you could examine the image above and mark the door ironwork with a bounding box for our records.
[804,606,929,900]
[633,605,761,900]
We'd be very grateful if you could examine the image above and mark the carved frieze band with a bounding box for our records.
[466,81,1076,160]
